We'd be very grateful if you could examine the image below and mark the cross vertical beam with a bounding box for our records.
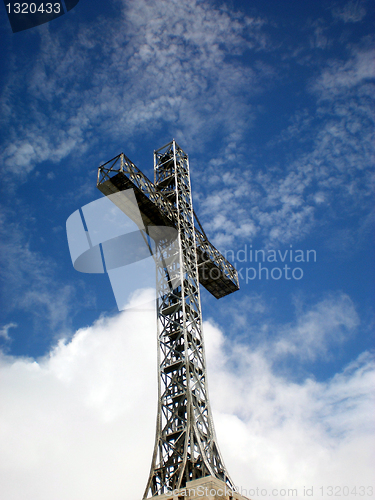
[143,141,234,497]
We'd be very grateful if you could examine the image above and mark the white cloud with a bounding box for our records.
[0,322,17,342]
[273,293,359,361]
[0,213,77,334]
[0,303,157,500]
[205,324,375,496]
[332,1,368,23]
[196,46,374,248]
[312,49,375,97]
[0,294,373,500]
[0,0,269,177]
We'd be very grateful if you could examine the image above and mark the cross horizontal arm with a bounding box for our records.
[97,153,239,299]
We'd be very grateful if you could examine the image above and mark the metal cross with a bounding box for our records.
[97,140,239,497]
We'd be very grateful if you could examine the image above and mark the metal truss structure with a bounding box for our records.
[97,140,239,498]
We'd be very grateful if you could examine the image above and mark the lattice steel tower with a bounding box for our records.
[97,140,239,498]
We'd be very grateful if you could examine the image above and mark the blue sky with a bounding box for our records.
[0,1,374,499]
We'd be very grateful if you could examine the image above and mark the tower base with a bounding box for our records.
[146,476,250,500]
